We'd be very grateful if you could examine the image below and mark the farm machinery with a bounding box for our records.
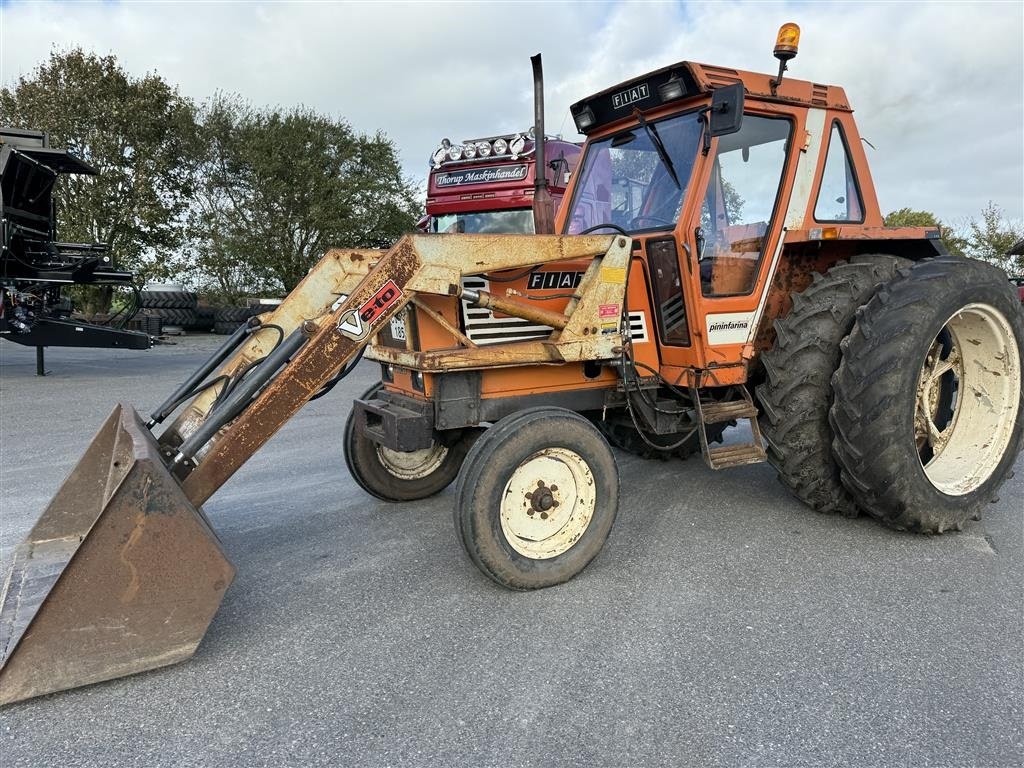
[0,128,151,373]
[2,27,1021,706]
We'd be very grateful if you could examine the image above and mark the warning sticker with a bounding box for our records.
[598,304,620,318]
[599,267,626,284]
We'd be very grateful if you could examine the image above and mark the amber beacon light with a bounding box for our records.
[771,22,801,92]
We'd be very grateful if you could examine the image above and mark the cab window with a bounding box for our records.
[814,122,863,223]
[566,111,704,235]
[699,115,791,297]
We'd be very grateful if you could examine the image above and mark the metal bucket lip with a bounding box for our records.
[0,403,235,705]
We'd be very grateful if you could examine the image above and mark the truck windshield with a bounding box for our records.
[566,111,703,234]
[432,209,535,234]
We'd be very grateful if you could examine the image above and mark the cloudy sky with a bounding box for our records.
[2,1,1021,224]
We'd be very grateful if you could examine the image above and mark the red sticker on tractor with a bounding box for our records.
[598,303,620,318]
[360,280,403,324]
[337,279,404,340]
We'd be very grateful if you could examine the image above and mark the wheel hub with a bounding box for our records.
[500,448,596,559]
[915,303,1021,495]
[376,442,448,480]
[526,481,559,517]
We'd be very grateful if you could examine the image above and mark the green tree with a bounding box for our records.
[883,207,966,256]
[963,202,1023,274]
[0,49,199,287]
[885,205,1023,273]
[187,96,420,295]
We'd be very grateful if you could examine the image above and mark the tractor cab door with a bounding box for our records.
[670,110,798,384]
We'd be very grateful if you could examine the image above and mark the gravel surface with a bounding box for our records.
[1,337,1021,767]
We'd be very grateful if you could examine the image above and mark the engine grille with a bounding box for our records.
[460,277,648,346]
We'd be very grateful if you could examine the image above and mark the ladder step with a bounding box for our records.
[705,442,766,470]
[699,399,758,424]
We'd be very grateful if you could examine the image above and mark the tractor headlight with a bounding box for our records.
[572,106,596,133]
[463,143,477,159]
[492,138,508,155]
[447,144,464,161]
[476,141,491,158]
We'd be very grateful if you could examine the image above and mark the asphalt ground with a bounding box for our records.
[0,336,1021,768]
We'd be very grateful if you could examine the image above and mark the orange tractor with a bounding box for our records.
[2,26,1021,705]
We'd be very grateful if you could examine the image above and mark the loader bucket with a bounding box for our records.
[0,403,235,706]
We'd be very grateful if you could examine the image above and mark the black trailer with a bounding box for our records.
[0,127,151,373]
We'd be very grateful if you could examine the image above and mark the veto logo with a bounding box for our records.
[337,280,404,340]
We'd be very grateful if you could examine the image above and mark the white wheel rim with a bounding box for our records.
[499,447,597,560]
[376,443,448,480]
[915,302,1021,495]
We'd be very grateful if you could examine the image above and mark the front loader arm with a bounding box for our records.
[170,233,630,506]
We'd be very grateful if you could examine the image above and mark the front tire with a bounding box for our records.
[830,256,1024,532]
[454,407,619,590]
[344,384,477,502]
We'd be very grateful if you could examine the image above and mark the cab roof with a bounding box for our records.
[570,60,851,136]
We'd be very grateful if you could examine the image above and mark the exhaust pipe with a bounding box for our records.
[530,53,555,235]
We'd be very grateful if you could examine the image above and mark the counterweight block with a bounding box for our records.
[0,403,235,706]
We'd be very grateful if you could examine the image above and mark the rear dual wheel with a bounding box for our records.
[831,257,1024,532]
[454,408,619,590]
[756,255,908,516]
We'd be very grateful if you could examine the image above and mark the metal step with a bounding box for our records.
[690,384,767,470]
[705,442,766,469]
[698,399,758,424]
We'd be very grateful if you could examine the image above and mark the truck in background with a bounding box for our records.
[414,131,606,347]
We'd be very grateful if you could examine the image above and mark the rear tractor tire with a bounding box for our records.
[454,407,619,590]
[756,255,908,517]
[344,384,477,502]
[830,256,1024,532]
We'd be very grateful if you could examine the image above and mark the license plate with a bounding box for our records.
[390,314,407,341]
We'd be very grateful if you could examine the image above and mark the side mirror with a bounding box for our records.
[709,83,744,137]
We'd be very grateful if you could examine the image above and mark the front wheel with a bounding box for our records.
[454,408,619,590]
[830,257,1024,532]
[344,384,477,502]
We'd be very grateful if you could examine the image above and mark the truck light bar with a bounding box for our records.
[432,128,542,169]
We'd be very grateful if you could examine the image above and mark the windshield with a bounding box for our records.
[431,209,535,234]
[566,111,703,234]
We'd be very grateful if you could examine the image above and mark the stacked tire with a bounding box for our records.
[139,284,197,335]
[190,306,215,333]
[213,306,258,335]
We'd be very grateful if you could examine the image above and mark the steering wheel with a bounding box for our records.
[630,214,673,229]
